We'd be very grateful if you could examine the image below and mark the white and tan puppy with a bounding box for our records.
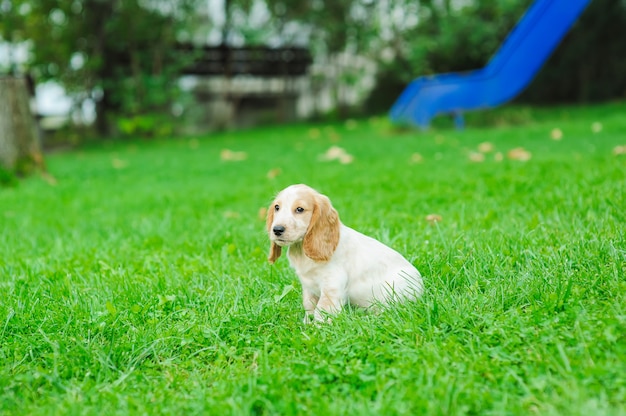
[266,184,423,323]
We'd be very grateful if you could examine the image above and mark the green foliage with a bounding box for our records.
[1,102,625,414]
[0,165,18,187]
[376,0,533,80]
[116,113,175,138]
[0,0,202,135]
[237,0,361,52]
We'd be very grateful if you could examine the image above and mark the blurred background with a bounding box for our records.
[1,0,625,143]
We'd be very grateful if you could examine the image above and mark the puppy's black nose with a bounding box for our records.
[273,225,285,236]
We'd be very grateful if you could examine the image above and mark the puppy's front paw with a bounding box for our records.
[313,310,333,324]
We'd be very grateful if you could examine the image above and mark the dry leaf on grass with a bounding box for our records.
[220,149,247,162]
[550,128,563,140]
[425,214,442,224]
[468,151,485,162]
[258,207,268,221]
[507,147,532,161]
[321,146,344,160]
[478,142,494,153]
[613,145,626,156]
[494,152,504,162]
[267,168,282,179]
[338,154,354,164]
[319,146,354,164]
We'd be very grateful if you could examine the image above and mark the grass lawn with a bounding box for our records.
[1,103,625,415]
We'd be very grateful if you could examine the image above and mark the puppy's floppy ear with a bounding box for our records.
[303,193,340,261]
[268,242,282,264]
[266,202,282,263]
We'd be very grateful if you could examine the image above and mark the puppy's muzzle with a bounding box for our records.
[272,225,286,236]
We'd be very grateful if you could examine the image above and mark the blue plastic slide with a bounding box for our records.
[389,0,592,128]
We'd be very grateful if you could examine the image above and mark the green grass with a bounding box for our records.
[1,103,625,415]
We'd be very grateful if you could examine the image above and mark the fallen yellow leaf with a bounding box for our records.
[550,128,563,140]
[220,149,247,162]
[267,168,282,179]
[319,146,354,164]
[613,145,626,156]
[339,154,354,164]
[425,214,442,224]
[478,142,494,153]
[507,147,532,161]
[468,151,485,162]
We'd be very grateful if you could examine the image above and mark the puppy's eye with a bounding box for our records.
[274,204,280,211]
[295,207,305,213]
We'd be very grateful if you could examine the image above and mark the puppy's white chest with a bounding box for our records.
[287,250,328,293]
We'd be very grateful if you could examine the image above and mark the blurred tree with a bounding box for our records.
[0,76,43,175]
[0,2,44,177]
[371,0,532,82]
[1,0,202,136]
[228,0,362,53]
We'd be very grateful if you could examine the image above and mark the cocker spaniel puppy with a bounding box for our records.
[267,184,423,323]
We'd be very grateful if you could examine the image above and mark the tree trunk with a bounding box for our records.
[0,76,44,174]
